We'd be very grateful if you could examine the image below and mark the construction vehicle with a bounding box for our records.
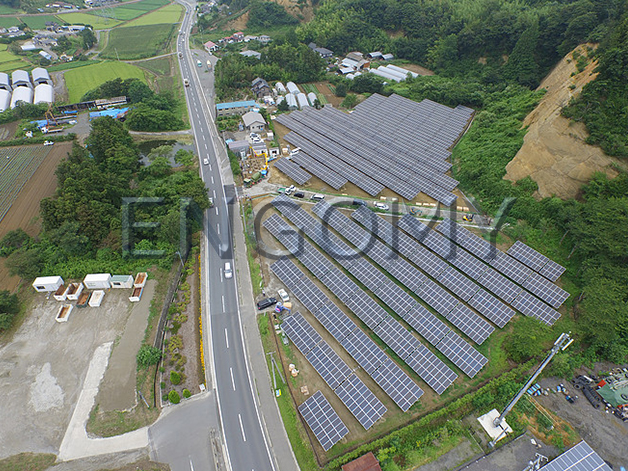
[463,213,474,222]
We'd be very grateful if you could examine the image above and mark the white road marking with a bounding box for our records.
[230,367,236,391]
[205,143,208,150]
[224,328,229,348]
[217,223,220,235]
[211,176,214,184]
[189,457,195,471]
[213,190,217,198]
[238,414,247,442]
[215,206,219,215]
[221,295,225,312]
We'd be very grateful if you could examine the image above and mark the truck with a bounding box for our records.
[184,78,190,87]
[197,60,202,67]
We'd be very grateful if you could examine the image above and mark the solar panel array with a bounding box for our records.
[539,441,612,471]
[298,391,349,451]
[282,312,323,355]
[291,152,347,190]
[264,207,459,392]
[353,207,515,329]
[270,256,424,411]
[435,331,488,378]
[507,240,566,282]
[273,158,312,185]
[276,93,473,205]
[312,201,494,346]
[335,373,388,430]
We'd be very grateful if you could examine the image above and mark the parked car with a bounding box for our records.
[293,192,305,198]
[310,194,325,201]
[285,185,295,195]
[373,202,389,211]
[257,297,277,310]
[43,140,54,146]
[353,199,367,206]
[277,288,289,303]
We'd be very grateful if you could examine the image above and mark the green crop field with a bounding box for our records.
[0,5,19,14]
[0,17,21,28]
[0,46,27,73]
[101,23,175,59]
[21,15,65,30]
[124,3,183,27]
[56,12,123,30]
[104,7,145,20]
[64,61,146,102]
[117,0,169,11]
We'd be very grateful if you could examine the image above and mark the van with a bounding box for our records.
[310,194,325,201]
[224,262,233,279]
[293,192,304,198]
[256,297,277,310]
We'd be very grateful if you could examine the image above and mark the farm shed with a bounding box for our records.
[0,89,11,112]
[11,87,33,108]
[286,81,299,95]
[240,50,261,60]
[369,67,401,82]
[110,275,133,288]
[34,83,54,105]
[385,64,418,78]
[274,81,286,95]
[342,452,382,471]
[53,284,67,301]
[83,273,112,290]
[0,72,11,91]
[307,92,317,106]
[296,92,309,109]
[11,70,31,88]
[382,53,394,61]
[32,68,51,85]
[228,139,250,158]
[286,94,298,110]
[32,276,64,292]
[88,290,105,307]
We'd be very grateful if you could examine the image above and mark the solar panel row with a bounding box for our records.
[282,312,323,356]
[273,158,312,185]
[291,152,347,190]
[298,391,349,452]
[507,240,566,282]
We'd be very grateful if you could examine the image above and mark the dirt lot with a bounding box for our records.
[505,44,628,199]
[535,376,628,468]
[0,141,73,292]
[0,286,151,460]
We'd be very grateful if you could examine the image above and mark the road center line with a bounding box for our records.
[238,414,247,442]
[217,223,220,235]
[221,295,225,312]
[224,328,229,348]
[230,367,236,391]
[211,176,214,184]
[215,207,219,215]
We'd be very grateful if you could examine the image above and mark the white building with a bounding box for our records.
[0,89,11,112]
[34,83,54,104]
[83,273,112,289]
[296,92,309,109]
[10,87,33,108]
[286,81,299,95]
[32,276,64,292]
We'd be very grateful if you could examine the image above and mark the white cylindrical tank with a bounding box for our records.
[0,89,11,111]
[307,92,317,106]
[370,68,402,82]
[385,64,418,78]
[11,70,31,88]
[296,92,309,109]
[10,87,33,108]
[286,81,299,95]
[34,83,54,104]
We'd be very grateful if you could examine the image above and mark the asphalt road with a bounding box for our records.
[175,4,275,471]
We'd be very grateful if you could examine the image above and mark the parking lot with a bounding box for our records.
[0,287,146,459]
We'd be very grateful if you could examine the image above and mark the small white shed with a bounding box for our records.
[83,273,112,290]
[33,276,64,292]
[89,290,105,307]
[111,275,133,289]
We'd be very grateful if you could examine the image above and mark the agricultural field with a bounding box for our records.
[0,145,53,224]
[114,0,169,11]
[0,17,22,28]
[124,3,183,27]
[0,44,28,73]
[101,23,176,60]
[0,4,19,13]
[20,15,64,30]
[64,60,146,102]
[301,83,328,104]
[57,12,122,30]
[102,6,145,21]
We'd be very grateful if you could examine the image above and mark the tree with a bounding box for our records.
[0,290,19,331]
[80,28,96,49]
[504,316,552,363]
[341,93,358,109]
[136,345,161,368]
[6,248,43,280]
[85,116,138,167]
[335,83,347,97]
[277,99,290,111]
[503,20,540,88]
[174,149,195,167]
[0,229,31,257]
[147,145,174,162]
[247,1,297,29]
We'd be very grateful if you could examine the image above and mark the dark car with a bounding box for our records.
[257,297,277,310]
[293,192,305,198]
[353,199,367,206]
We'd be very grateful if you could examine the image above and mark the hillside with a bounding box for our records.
[505,44,627,199]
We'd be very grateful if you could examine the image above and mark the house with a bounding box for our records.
[346,51,364,62]
[242,111,266,132]
[258,35,271,45]
[233,31,244,41]
[382,53,394,61]
[314,47,333,59]
[228,140,250,158]
[244,35,258,42]
[240,50,261,60]
[367,51,383,60]
[308,42,317,50]
[251,77,271,98]
[341,58,359,70]
[216,100,257,117]
[204,40,218,52]
[341,452,382,471]
[251,141,267,157]
[39,50,52,61]
[7,26,20,33]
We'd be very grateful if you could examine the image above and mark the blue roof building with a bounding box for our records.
[216,100,258,117]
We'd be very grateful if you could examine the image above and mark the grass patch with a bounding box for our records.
[0,60,27,73]
[47,59,101,72]
[56,12,123,30]
[119,0,169,10]
[124,3,183,27]
[104,7,146,20]
[0,17,21,28]
[257,313,319,469]
[0,5,19,13]
[101,23,176,60]
[21,15,62,29]
[64,60,146,102]
[0,453,56,471]
[137,56,171,76]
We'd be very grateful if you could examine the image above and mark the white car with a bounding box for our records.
[224,262,233,279]
[277,288,289,303]
[374,202,389,211]
[203,158,209,165]
[43,140,54,146]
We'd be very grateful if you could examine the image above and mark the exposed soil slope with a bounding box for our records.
[504,44,627,199]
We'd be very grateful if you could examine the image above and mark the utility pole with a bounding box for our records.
[489,332,573,447]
